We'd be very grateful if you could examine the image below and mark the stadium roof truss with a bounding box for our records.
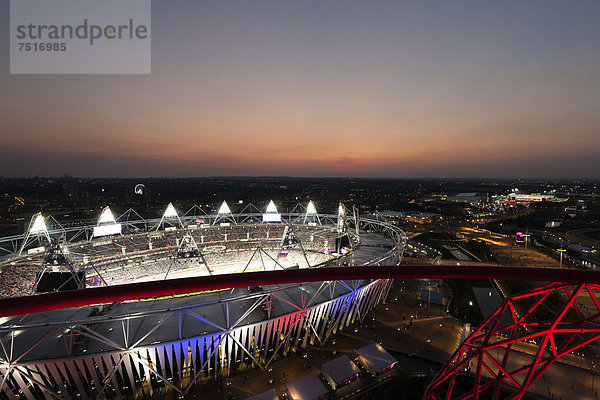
[181,204,209,220]
[0,202,408,258]
[0,276,394,399]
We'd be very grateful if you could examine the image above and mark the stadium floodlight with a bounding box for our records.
[218,201,232,215]
[30,213,48,234]
[98,207,116,225]
[306,201,317,215]
[19,212,51,255]
[266,200,278,213]
[163,202,178,219]
[352,206,360,236]
[155,202,183,230]
[303,200,321,225]
[263,200,281,222]
[214,201,236,225]
[337,203,347,232]
[338,203,345,218]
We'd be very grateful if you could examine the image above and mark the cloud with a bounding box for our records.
[328,156,356,168]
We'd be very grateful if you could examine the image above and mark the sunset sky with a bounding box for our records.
[1,0,600,178]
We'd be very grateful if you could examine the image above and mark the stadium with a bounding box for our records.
[0,201,406,399]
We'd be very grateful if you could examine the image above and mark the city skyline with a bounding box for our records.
[1,0,600,178]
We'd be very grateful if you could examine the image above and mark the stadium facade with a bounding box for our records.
[0,201,406,399]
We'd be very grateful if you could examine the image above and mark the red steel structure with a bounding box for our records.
[424,281,600,400]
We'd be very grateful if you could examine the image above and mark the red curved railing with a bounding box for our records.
[0,265,598,317]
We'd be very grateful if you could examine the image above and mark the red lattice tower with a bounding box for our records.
[424,282,600,399]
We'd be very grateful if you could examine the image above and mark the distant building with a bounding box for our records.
[379,211,406,219]
[447,192,489,205]
[564,201,587,217]
[406,212,441,224]
[579,255,600,270]
[508,193,555,202]
[62,183,79,200]
[378,211,406,224]
[545,220,562,228]
[378,210,443,225]
[468,211,495,221]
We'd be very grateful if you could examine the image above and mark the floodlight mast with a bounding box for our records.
[303,200,321,225]
[156,202,183,230]
[213,201,235,225]
[18,213,51,255]
[165,232,210,279]
[97,206,116,225]
[266,200,278,214]
[352,206,360,238]
[34,238,84,292]
[275,224,312,269]
[337,203,347,233]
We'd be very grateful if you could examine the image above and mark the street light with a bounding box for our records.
[523,229,531,251]
[558,248,566,268]
[558,239,566,268]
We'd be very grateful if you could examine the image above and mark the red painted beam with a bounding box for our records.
[0,265,597,317]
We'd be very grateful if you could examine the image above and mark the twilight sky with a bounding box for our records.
[1,0,600,178]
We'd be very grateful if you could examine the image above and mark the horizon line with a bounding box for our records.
[1,175,598,181]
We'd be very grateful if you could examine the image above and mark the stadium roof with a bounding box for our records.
[0,276,371,362]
